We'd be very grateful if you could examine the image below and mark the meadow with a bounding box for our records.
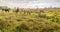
[0,8,60,32]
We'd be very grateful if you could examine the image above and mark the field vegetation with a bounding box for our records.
[0,8,60,32]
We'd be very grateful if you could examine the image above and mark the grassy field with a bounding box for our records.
[0,8,60,32]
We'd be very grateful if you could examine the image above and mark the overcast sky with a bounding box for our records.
[0,0,60,8]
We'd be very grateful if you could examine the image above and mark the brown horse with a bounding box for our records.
[13,8,19,13]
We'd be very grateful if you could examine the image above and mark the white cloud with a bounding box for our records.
[0,0,60,8]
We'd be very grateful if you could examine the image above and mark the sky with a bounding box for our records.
[0,0,60,8]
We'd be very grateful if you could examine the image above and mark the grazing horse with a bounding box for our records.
[40,10,44,13]
[37,10,44,13]
[15,8,19,13]
[2,8,10,12]
[13,8,19,13]
[23,10,31,15]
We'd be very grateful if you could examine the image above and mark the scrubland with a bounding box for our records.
[0,8,60,32]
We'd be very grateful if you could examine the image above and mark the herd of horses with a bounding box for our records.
[1,8,44,15]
